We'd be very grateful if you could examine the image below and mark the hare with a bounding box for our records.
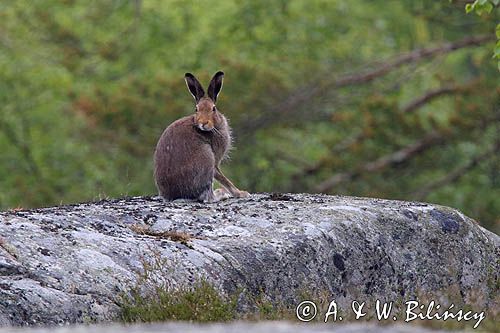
[154,71,249,202]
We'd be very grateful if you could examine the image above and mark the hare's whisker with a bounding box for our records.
[212,127,222,136]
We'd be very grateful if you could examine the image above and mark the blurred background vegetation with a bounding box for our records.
[0,0,498,232]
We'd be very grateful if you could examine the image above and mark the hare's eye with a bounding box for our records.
[212,106,216,112]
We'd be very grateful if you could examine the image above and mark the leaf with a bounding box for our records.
[494,41,500,59]
[467,0,496,15]
[483,2,494,13]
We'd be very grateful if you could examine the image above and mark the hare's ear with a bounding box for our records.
[185,73,205,102]
[207,71,224,103]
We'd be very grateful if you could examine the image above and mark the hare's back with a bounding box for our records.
[154,116,215,199]
[157,115,212,158]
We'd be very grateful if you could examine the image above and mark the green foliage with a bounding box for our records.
[121,280,238,322]
[119,277,499,330]
[465,0,497,15]
[0,0,498,232]
[496,24,500,69]
[463,0,500,69]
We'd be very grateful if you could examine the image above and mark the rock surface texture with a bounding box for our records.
[0,193,498,327]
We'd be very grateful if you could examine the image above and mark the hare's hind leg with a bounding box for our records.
[215,167,250,198]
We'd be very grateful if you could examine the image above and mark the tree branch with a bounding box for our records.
[238,34,494,137]
[401,79,480,114]
[401,86,459,113]
[289,131,365,191]
[288,77,480,188]
[312,110,500,194]
[272,34,493,116]
[413,143,500,200]
[314,130,444,193]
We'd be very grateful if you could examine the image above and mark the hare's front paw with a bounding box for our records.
[235,190,250,198]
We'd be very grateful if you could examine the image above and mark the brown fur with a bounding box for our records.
[154,72,248,202]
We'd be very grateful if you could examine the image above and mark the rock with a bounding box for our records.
[0,193,498,327]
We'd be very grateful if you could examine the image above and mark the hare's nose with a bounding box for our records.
[198,123,210,131]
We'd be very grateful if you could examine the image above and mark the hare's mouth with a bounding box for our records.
[196,123,214,132]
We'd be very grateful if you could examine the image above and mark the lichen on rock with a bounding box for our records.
[0,193,498,326]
